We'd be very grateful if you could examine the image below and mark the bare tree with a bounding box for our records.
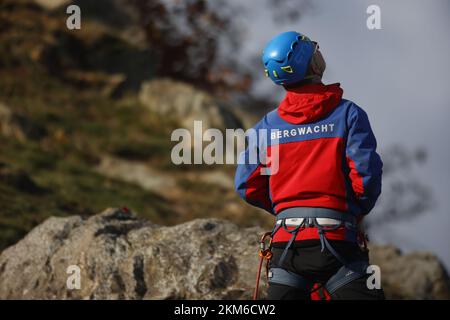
[128,0,252,95]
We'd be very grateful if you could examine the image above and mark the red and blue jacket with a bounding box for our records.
[234,83,382,244]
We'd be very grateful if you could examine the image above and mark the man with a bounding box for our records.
[234,31,384,300]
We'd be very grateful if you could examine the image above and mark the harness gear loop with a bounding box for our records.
[253,232,274,300]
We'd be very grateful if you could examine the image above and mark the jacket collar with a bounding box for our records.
[278,83,343,124]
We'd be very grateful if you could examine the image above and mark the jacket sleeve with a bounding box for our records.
[345,104,383,215]
[234,121,275,215]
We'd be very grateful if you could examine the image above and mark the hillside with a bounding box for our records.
[0,0,269,251]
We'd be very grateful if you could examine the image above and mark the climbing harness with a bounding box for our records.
[253,207,370,300]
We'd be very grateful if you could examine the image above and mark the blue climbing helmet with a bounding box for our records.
[262,31,316,86]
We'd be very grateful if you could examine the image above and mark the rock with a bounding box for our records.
[369,245,450,299]
[96,156,234,195]
[96,156,177,196]
[185,170,235,190]
[139,79,243,131]
[0,208,448,299]
[0,208,263,299]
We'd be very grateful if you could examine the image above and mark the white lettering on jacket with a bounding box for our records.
[270,123,335,140]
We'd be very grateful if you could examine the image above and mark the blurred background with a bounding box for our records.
[0,0,449,280]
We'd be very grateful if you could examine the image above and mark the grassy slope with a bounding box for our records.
[0,1,271,250]
[0,67,176,249]
[0,1,178,248]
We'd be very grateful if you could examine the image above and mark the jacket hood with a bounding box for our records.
[278,83,343,124]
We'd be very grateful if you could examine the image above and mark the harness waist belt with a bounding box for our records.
[276,207,356,225]
[275,218,341,226]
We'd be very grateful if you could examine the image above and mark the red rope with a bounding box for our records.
[253,232,273,300]
[253,254,265,300]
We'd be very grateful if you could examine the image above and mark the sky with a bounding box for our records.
[226,0,450,268]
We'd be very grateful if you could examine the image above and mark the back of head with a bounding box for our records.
[261,31,326,89]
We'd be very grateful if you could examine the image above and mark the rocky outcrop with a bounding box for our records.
[139,79,242,131]
[95,156,234,199]
[369,245,450,300]
[0,208,448,300]
[96,156,177,195]
[0,208,262,299]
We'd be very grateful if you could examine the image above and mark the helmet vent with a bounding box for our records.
[281,66,294,73]
[287,51,293,61]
